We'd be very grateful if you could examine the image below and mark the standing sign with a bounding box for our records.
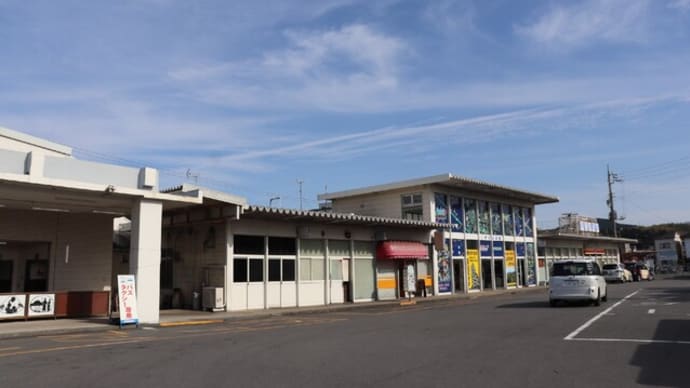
[404,263,416,295]
[437,251,452,293]
[117,275,139,327]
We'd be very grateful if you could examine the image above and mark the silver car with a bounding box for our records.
[602,263,632,283]
[549,260,608,307]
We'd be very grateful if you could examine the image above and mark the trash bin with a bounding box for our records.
[192,291,201,310]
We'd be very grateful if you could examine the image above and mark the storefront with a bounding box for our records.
[375,240,430,300]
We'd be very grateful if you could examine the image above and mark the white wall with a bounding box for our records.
[0,208,112,292]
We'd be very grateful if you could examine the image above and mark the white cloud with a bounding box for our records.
[515,0,651,48]
[668,0,690,10]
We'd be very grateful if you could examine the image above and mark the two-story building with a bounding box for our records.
[318,174,559,295]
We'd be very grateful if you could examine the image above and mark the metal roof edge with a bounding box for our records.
[317,173,454,200]
[539,231,637,243]
[244,205,444,228]
[162,183,247,206]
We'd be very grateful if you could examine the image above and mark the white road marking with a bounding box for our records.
[564,290,640,341]
[570,337,690,345]
[648,309,656,314]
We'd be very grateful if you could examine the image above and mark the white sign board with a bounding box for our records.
[404,264,416,293]
[117,275,139,326]
[0,294,26,319]
[27,293,55,317]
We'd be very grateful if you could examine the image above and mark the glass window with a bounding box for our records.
[353,241,374,257]
[354,258,375,300]
[311,258,324,280]
[233,258,248,283]
[268,259,281,281]
[234,235,265,255]
[515,208,524,236]
[249,259,263,282]
[502,204,513,236]
[524,208,533,236]
[478,201,490,234]
[268,237,296,255]
[283,259,295,281]
[402,193,424,220]
[450,196,464,232]
[490,203,502,235]
[300,259,311,280]
[330,259,343,280]
[329,240,351,257]
[300,239,324,256]
[464,199,477,233]
[434,193,449,223]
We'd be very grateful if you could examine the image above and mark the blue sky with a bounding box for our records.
[2,0,690,227]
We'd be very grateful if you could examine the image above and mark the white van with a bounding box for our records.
[549,260,608,307]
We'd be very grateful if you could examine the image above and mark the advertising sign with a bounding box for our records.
[0,294,26,319]
[117,275,139,326]
[435,193,449,224]
[505,251,517,287]
[27,293,55,317]
[437,251,452,293]
[452,239,465,257]
[480,241,492,257]
[450,196,464,232]
[467,250,481,291]
[492,241,504,257]
[404,264,416,294]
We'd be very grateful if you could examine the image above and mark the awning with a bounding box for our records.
[376,241,429,260]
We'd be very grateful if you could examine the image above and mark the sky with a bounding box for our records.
[2,0,690,228]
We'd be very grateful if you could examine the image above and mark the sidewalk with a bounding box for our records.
[0,286,545,339]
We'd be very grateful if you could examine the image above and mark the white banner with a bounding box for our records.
[27,293,55,317]
[0,294,26,319]
[117,275,139,325]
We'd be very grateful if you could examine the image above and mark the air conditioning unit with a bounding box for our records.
[203,287,225,312]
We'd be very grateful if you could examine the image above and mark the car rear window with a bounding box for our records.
[602,264,618,270]
[552,262,598,276]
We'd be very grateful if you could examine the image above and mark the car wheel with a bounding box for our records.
[594,290,601,306]
[549,299,557,307]
[602,291,607,302]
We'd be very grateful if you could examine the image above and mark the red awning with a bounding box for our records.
[376,241,429,260]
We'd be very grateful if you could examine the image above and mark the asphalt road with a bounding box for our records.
[1,277,689,388]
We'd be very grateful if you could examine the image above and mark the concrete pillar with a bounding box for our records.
[129,198,163,324]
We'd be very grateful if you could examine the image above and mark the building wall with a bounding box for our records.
[0,208,113,292]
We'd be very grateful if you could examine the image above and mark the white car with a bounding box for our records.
[549,260,608,307]
[602,263,632,283]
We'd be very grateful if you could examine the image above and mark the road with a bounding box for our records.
[1,277,689,388]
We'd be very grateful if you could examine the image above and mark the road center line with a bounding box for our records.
[564,290,640,341]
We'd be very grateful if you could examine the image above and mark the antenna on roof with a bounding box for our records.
[186,169,199,184]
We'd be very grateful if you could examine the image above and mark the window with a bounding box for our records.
[269,258,296,282]
[552,261,600,276]
[268,237,296,255]
[234,235,265,255]
[464,199,477,233]
[402,193,423,220]
[300,257,324,281]
[249,259,263,282]
[233,258,248,282]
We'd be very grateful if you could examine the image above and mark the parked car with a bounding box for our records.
[624,262,653,281]
[602,263,632,283]
[549,260,608,307]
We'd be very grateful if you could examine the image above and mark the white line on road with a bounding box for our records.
[564,290,640,341]
[570,337,690,345]
[648,309,655,314]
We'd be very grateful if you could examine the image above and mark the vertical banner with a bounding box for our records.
[526,243,537,286]
[117,275,139,326]
[505,251,516,287]
[434,193,448,224]
[450,196,463,232]
[467,249,481,291]
[437,251,452,293]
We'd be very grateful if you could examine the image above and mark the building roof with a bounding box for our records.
[0,126,72,156]
[539,230,637,244]
[241,205,444,229]
[318,173,559,205]
[162,183,247,207]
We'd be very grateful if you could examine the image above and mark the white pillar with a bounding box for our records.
[225,218,233,312]
[129,199,163,324]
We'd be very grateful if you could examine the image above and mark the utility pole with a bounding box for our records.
[297,179,304,211]
[607,165,623,237]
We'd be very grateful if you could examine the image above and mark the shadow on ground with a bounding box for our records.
[631,319,690,387]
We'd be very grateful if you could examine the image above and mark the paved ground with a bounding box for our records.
[1,278,688,387]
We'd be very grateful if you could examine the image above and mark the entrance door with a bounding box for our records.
[518,259,527,287]
[24,260,49,292]
[494,259,504,288]
[481,260,493,290]
[0,261,12,292]
[453,259,465,292]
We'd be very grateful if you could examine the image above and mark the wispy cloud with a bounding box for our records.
[668,0,690,11]
[515,0,651,49]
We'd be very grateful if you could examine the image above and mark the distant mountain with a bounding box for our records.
[597,218,690,249]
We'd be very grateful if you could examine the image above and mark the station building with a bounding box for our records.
[318,174,559,295]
